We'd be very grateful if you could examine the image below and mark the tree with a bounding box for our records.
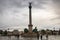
[33,27,38,33]
[58,29,60,35]
[46,29,49,34]
[46,29,49,31]
[0,30,3,34]
[24,28,28,33]
[41,29,46,35]
[3,30,7,36]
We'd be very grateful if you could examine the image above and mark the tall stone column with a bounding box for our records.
[28,2,33,33]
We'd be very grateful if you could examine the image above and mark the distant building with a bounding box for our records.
[52,30,59,35]
[7,31,13,36]
[58,29,60,35]
[7,30,24,36]
[19,31,23,35]
[12,30,19,36]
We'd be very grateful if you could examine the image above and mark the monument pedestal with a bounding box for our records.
[21,32,37,37]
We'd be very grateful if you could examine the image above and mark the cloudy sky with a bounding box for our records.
[0,0,60,31]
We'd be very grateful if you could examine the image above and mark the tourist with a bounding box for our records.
[37,32,39,40]
[46,34,48,40]
[40,34,43,40]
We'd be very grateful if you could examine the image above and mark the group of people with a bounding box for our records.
[40,34,48,40]
[37,33,48,40]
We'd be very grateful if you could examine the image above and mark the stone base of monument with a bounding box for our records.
[21,32,38,37]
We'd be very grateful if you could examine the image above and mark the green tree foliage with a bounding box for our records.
[46,29,49,34]
[33,27,38,33]
[46,29,49,31]
[3,30,7,36]
[0,30,3,34]
[24,28,28,33]
[41,29,46,35]
[58,29,60,35]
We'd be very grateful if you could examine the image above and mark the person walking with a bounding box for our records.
[46,34,48,40]
[40,34,43,40]
[37,32,39,40]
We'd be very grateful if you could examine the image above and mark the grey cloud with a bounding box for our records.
[0,0,50,15]
[0,0,48,10]
[0,0,60,30]
[51,17,60,20]
[50,0,60,21]
[53,0,60,4]
[0,0,43,15]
